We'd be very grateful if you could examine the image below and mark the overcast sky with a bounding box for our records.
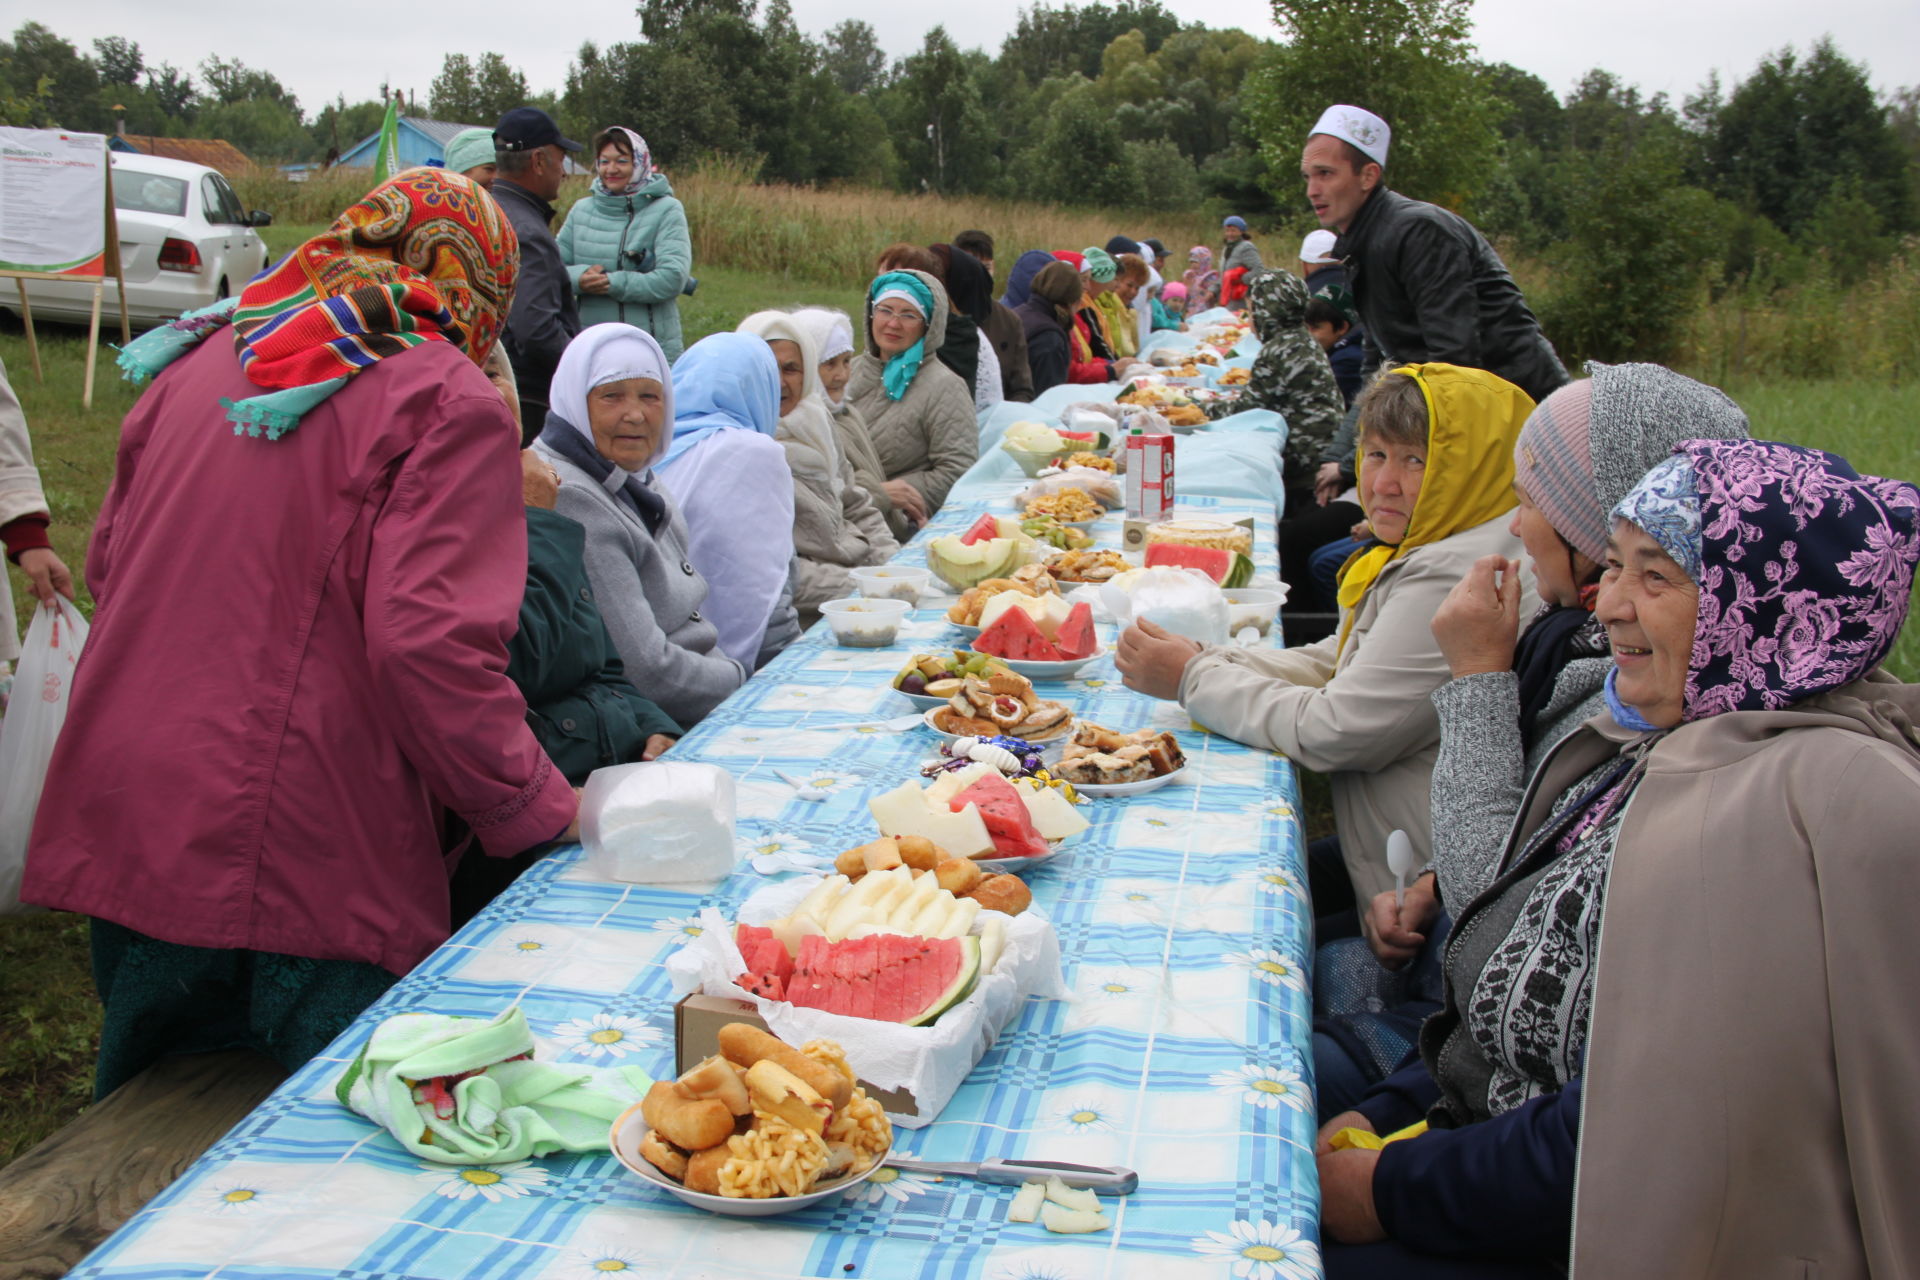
[38,0,1920,116]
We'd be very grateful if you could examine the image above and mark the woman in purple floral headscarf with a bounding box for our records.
[1316,438,1920,1280]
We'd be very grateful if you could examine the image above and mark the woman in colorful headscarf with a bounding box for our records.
[653,332,799,669]
[846,269,979,529]
[794,307,905,542]
[738,310,897,627]
[23,169,578,1095]
[1182,245,1220,316]
[1094,252,1143,361]
[533,323,746,726]
[1315,439,1920,1279]
[1309,364,1750,1123]
[1115,364,1536,915]
[558,127,692,361]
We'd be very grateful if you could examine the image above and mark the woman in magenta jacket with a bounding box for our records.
[22,169,579,1096]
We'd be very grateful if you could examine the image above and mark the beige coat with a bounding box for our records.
[0,354,49,664]
[828,395,909,543]
[1555,671,1920,1278]
[1179,511,1532,901]
[778,397,899,624]
[846,270,979,517]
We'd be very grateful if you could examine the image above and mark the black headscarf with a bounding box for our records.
[931,244,994,327]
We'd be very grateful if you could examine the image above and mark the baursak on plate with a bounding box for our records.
[610,1100,893,1217]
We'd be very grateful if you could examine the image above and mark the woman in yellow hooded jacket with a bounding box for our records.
[1115,364,1538,912]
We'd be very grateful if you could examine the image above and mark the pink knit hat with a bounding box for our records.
[1511,380,1603,564]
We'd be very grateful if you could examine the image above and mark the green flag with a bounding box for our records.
[371,95,401,186]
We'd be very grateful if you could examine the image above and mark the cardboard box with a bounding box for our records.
[674,993,922,1118]
[1121,510,1257,554]
[1123,431,1175,521]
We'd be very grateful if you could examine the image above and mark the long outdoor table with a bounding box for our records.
[66,475,1322,1280]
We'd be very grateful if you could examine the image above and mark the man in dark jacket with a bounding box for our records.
[491,107,582,425]
[1302,104,1567,405]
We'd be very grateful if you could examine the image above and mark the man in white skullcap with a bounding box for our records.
[1299,103,1567,408]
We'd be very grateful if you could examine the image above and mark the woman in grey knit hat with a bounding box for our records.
[1311,362,1751,1118]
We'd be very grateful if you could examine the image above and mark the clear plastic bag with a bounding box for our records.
[1100,566,1231,647]
[0,596,88,913]
[579,760,738,885]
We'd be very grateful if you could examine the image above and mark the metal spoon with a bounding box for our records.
[882,1156,1138,1195]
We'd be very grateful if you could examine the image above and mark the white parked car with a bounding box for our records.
[6,152,272,330]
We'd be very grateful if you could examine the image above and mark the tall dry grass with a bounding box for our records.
[231,157,1225,293]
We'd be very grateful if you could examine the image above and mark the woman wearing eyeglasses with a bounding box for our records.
[557,127,692,362]
[844,269,980,529]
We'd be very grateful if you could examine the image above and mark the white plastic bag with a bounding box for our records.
[0,596,88,913]
[1101,566,1231,647]
[578,761,738,885]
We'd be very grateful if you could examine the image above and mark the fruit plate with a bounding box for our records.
[972,643,1106,681]
[1066,765,1188,798]
[891,688,950,711]
[948,621,983,640]
[610,1101,893,1216]
[921,706,1075,745]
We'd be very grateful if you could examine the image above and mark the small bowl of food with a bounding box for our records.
[1222,587,1286,638]
[820,597,910,648]
[850,564,932,603]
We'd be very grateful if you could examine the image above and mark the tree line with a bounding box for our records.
[2,2,1915,364]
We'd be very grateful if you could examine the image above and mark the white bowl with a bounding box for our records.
[610,1101,892,1217]
[972,641,1106,681]
[849,565,931,603]
[1069,764,1188,798]
[1221,588,1286,637]
[819,597,910,648]
[892,688,951,711]
[921,705,1075,744]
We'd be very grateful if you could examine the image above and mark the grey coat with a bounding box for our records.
[779,398,899,623]
[534,442,745,727]
[846,269,979,518]
[1426,659,1610,909]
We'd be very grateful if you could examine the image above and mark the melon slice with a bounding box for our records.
[869,780,996,858]
[953,773,1050,860]
[1052,602,1098,659]
[927,535,1027,590]
[1017,780,1090,841]
[975,607,1065,663]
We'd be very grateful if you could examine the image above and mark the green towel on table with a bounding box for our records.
[337,1007,653,1164]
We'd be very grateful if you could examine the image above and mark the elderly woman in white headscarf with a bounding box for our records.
[532,323,745,727]
[739,310,900,626]
[794,307,905,543]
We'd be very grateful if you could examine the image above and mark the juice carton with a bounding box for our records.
[1124,429,1175,521]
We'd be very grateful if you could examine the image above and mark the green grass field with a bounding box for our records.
[2,276,1915,1168]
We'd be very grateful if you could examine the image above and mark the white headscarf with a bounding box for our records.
[549,323,674,471]
[739,309,840,477]
[736,310,821,403]
[792,308,857,408]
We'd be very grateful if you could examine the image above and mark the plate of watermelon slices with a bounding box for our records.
[979,646,1106,680]
[969,595,1102,677]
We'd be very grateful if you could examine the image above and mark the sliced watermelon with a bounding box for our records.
[1053,602,1097,660]
[952,773,1050,860]
[974,607,1065,662]
[1056,429,1112,451]
[959,513,1002,546]
[779,933,980,1025]
[1223,552,1256,589]
[1145,541,1236,583]
[735,924,796,1000]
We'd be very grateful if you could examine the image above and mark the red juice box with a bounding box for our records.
[1124,429,1175,521]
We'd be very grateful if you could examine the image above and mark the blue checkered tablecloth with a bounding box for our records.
[68,468,1322,1280]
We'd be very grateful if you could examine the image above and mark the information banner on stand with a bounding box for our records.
[0,127,130,407]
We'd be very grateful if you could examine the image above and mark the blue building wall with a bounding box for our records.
[335,120,452,170]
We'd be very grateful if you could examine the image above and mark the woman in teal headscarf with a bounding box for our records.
[441,128,498,189]
[844,269,979,528]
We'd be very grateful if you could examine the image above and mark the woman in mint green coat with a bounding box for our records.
[557,127,692,361]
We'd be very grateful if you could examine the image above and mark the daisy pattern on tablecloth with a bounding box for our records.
[1253,800,1296,820]
[1210,1063,1312,1113]
[416,1159,550,1203]
[744,831,814,859]
[1252,867,1304,898]
[845,1153,937,1205]
[1054,1102,1119,1132]
[205,1183,266,1213]
[1222,947,1307,992]
[510,938,549,954]
[551,1012,659,1058]
[1190,1219,1322,1280]
[649,916,707,945]
[570,1244,644,1273]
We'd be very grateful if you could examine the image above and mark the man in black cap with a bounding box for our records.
[491,107,583,424]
